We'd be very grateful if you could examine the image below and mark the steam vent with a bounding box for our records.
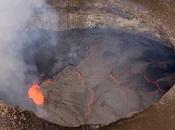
[0,0,175,130]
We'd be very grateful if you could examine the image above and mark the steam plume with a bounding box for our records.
[0,0,57,107]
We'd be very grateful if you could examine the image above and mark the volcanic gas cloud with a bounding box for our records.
[0,0,57,109]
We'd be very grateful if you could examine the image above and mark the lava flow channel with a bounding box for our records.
[143,71,165,93]
[85,88,95,120]
[75,68,95,120]
[28,84,44,106]
[110,73,118,84]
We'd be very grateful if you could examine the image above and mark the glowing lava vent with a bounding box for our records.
[28,84,44,106]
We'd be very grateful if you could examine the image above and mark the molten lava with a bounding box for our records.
[74,68,95,120]
[110,73,118,83]
[28,84,44,106]
[75,68,85,87]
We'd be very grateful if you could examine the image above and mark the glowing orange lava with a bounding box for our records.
[28,84,44,106]
[85,88,95,119]
[110,73,118,83]
[75,68,85,86]
[74,68,95,120]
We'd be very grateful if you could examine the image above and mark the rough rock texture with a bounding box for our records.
[45,0,175,47]
[132,0,175,45]
[0,101,60,130]
[55,0,175,43]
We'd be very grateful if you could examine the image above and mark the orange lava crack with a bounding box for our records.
[110,73,118,83]
[85,88,95,120]
[143,71,165,93]
[74,68,95,120]
[75,68,85,87]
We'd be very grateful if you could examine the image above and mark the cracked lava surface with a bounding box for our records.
[25,28,175,126]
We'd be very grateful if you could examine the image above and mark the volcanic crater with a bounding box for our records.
[22,27,175,126]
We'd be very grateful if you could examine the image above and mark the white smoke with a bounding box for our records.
[0,0,57,107]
